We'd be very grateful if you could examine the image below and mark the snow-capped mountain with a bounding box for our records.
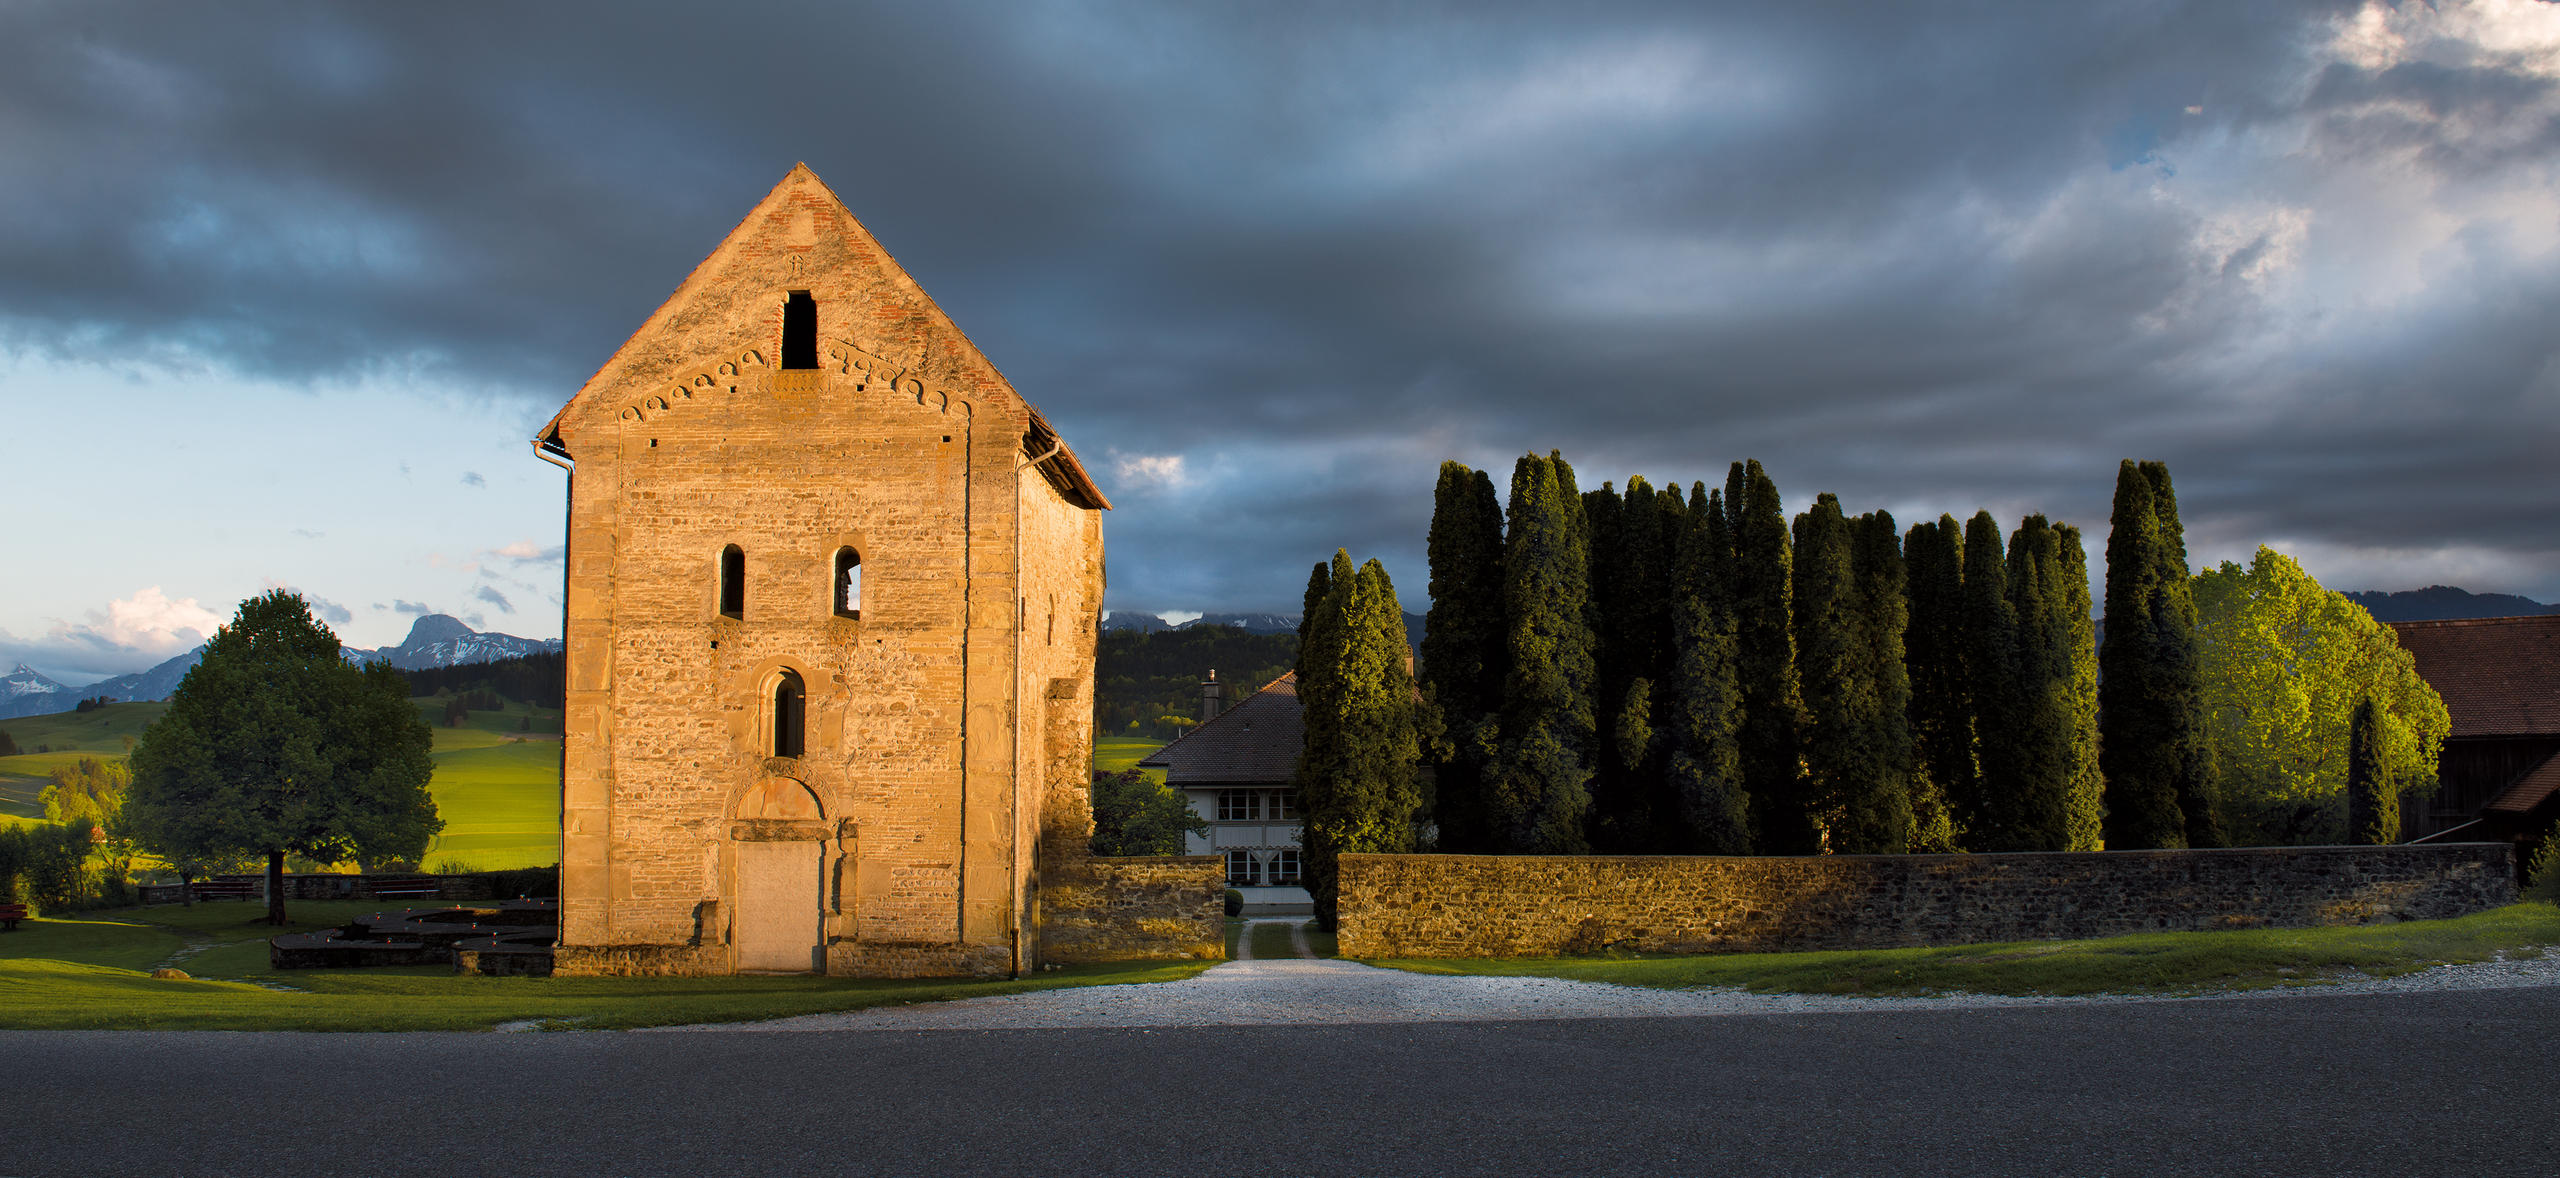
[361,614,562,671]
[5,615,562,719]
[0,663,79,721]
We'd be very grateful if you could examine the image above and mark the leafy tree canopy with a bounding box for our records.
[41,756,131,831]
[2193,547,2449,845]
[123,590,440,922]
[1088,769,1209,856]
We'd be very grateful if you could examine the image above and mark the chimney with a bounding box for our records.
[1200,669,1225,722]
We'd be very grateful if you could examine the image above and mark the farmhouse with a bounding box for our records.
[2390,614,2560,853]
[1140,672,1314,915]
[532,164,1214,977]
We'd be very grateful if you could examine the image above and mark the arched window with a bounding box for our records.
[833,548,861,619]
[782,291,817,370]
[719,545,746,619]
[773,670,806,758]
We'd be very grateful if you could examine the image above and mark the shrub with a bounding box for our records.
[1224,888,1243,917]
[2525,823,2560,905]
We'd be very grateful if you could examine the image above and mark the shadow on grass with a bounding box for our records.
[1,900,1220,1032]
[1367,903,2560,998]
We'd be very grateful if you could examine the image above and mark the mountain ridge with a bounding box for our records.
[0,614,563,721]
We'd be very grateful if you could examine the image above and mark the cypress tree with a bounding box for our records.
[1296,552,1424,930]
[2054,523,2105,851]
[2101,461,2204,849]
[1488,452,1597,853]
[1902,515,1969,851]
[1793,497,1914,855]
[1420,462,1506,853]
[1995,516,2074,851]
[2144,461,2224,849]
[1959,511,2022,847]
[1844,509,1917,852]
[1666,485,1750,852]
[2345,695,2397,845]
[1631,483,1689,846]
[1296,559,1331,679]
[1582,481,1635,849]
[1728,460,1813,853]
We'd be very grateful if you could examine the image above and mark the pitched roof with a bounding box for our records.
[2486,750,2560,817]
[1138,673,1301,786]
[2388,615,2560,738]
[534,163,1107,510]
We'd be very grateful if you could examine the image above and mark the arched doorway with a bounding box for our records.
[733,777,826,973]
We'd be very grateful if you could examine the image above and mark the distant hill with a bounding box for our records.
[3,614,563,720]
[1104,610,1427,650]
[2343,585,2559,623]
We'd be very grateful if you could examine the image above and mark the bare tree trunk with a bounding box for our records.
[265,849,286,925]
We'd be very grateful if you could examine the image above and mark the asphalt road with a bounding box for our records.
[4,987,2553,1177]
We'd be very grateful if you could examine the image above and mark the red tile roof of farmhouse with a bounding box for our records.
[1137,673,1301,785]
[2387,615,2560,739]
[2488,749,2560,816]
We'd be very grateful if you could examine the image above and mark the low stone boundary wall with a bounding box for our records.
[1040,854,1224,965]
[1336,844,2519,959]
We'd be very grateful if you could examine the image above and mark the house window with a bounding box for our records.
[1270,789,1299,820]
[833,548,861,619]
[773,669,805,758]
[1218,790,1262,821]
[1267,848,1302,885]
[719,545,746,619]
[1225,849,1260,887]
[782,291,817,370]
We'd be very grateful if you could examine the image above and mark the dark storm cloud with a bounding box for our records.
[6,0,2556,611]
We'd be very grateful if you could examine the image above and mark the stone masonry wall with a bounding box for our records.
[1040,854,1225,964]
[1336,844,2518,959]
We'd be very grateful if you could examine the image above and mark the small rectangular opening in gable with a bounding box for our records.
[782,291,817,370]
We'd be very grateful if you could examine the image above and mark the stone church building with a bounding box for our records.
[533,164,1216,977]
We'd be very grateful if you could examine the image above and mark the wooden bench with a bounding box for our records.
[189,879,261,902]
[0,903,29,931]
[368,879,443,900]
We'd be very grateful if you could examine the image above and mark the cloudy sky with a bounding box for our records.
[6,0,2559,684]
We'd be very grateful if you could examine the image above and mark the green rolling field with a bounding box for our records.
[420,727,560,870]
[0,700,563,869]
[1093,736,1167,782]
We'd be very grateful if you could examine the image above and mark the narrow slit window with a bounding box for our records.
[718,545,745,619]
[773,670,806,758]
[834,548,861,619]
[782,291,817,370]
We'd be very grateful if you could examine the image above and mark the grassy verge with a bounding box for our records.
[1368,903,2560,998]
[1303,922,1338,959]
[0,900,1217,1031]
[1223,918,1243,960]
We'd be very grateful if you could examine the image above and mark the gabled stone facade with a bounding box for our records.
[533,164,1125,977]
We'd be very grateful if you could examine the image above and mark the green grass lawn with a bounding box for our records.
[1303,921,1338,959]
[1224,918,1243,960]
[1247,921,1300,960]
[1371,903,2560,997]
[0,899,1218,1031]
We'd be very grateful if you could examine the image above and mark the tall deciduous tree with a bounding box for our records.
[1902,515,1969,851]
[1296,551,1424,929]
[2192,547,2447,845]
[2100,460,2215,849]
[1666,485,1750,853]
[1421,461,1506,853]
[124,590,439,924]
[1728,460,1812,853]
[1489,452,1597,853]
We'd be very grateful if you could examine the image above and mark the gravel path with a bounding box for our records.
[645,947,2560,1033]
